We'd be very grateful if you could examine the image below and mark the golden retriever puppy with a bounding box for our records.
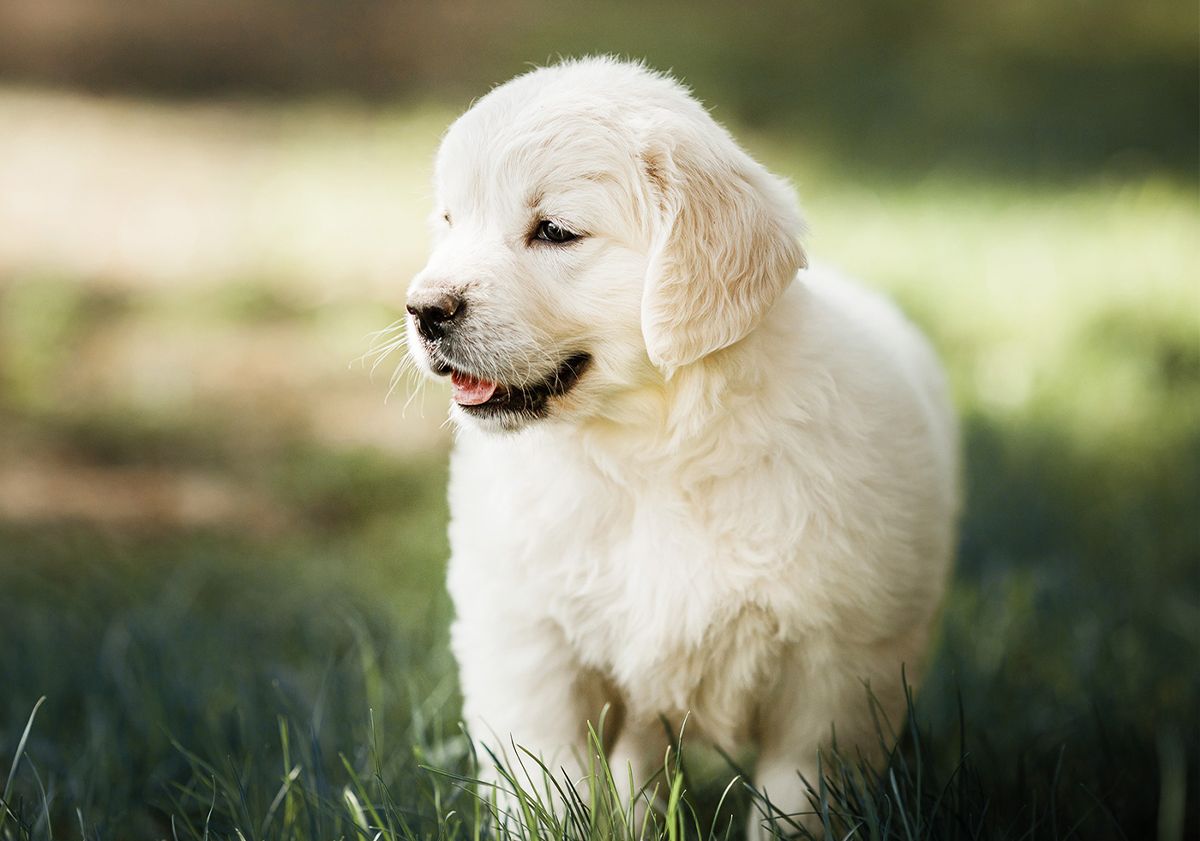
[403,56,959,837]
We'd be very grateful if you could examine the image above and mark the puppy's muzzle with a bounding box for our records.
[407,290,464,342]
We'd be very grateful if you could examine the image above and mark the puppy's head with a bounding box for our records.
[405,57,805,433]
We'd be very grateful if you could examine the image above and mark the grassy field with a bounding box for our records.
[0,89,1197,839]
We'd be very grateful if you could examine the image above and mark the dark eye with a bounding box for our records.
[442,212,452,225]
[534,220,579,244]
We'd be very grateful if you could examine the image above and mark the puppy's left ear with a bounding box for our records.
[640,132,806,372]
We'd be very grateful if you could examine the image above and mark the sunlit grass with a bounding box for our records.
[791,172,1199,443]
[2,87,1194,453]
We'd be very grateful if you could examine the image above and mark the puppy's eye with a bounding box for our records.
[442,212,452,225]
[534,220,579,244]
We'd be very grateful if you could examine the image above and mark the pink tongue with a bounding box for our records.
[450,371,498,405]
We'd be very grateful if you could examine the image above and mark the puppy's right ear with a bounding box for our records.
[639,130,806,373]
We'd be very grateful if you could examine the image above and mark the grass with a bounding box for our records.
[0,90,1197,839]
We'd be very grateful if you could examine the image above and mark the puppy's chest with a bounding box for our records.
[523,485,782,720]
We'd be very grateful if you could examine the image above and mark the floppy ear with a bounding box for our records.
[640,133,806,372]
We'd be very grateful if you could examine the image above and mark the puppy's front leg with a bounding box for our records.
[748,637,920,840]
[451,609,603,823]
[606,713,671,833]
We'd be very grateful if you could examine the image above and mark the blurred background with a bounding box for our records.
[0,1,1196,839]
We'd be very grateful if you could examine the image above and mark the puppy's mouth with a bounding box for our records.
[433,352,592,418]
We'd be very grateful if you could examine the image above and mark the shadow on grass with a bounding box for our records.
[0,410,1196,838]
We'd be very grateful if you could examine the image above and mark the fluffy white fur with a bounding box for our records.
[404,57,959,836]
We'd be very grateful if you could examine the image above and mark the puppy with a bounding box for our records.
[403,57,959,836]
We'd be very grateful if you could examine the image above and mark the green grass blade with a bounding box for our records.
[0,696,46,835]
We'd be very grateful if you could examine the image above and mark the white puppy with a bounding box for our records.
[404,57,959,835]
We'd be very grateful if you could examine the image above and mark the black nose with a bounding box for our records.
[406,291,464,341]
